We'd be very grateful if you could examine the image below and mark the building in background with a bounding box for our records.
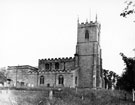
[7,65,38,87]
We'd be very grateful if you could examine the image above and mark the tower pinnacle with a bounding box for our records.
[95,14,98,22]
[77,15,79,24]
[86,19,88,23]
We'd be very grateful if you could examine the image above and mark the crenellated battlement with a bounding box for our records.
[39,57,75,63]
[38,69,72,73]
[78,21,100,28]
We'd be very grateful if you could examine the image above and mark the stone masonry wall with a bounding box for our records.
[38,71,77,88]
[7,67,38,87]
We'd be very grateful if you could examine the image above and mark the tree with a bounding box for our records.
[120,1,135,18]
[103,69,119,89]
[117,53,135,91]
[0,67,7,85]
[103,69,109,89]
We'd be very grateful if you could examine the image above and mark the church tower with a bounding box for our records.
[76,17,102,88]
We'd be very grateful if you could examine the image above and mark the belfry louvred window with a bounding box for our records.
[85,30,89,39]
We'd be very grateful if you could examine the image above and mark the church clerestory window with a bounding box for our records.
[45,63,49,70]
[55,62,59,69]
[40,75,44,84]
[85,30,89,39]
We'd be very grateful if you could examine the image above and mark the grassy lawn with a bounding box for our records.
[1,88,135,105]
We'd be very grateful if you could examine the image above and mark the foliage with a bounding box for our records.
[120,1,135,18]
[0,67,7,84]
[103,69,119,89]
[117,53,135,91]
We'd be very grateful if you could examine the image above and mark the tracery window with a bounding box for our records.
[58,75,64,85]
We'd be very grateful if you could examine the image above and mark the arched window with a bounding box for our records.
[58,75,64,85]
[75,76,77,85]
[85,30,89,39]
[40,75,44,84]
[55,62,59,69]
[45,63,49,70]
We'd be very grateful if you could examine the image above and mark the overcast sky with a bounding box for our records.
[0,0,135,75]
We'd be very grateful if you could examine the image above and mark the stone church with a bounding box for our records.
[7,18,103,88]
